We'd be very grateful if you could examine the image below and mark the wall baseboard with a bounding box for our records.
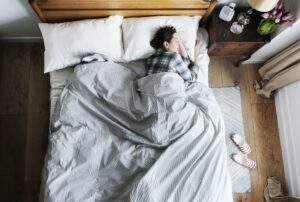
[242,60,265,64]
[0,37,43,43]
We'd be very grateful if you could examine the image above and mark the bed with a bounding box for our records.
[31,0,233,201]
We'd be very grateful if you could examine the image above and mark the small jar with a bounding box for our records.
[219,3,236,22]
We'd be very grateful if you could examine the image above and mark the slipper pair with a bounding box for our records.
[230,133,256,170]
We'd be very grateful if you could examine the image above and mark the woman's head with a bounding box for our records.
[150,26,179,53]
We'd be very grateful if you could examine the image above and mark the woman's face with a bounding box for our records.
[163,33,179,53]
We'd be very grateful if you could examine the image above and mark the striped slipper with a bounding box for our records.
[232,153,256,170]
[230,133,251,155]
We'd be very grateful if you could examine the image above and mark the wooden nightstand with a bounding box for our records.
[208,7,270,66]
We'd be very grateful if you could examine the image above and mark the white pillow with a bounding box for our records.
[122,16,201,62]
[39,15,123,73]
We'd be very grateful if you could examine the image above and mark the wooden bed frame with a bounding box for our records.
[30,0,217,26]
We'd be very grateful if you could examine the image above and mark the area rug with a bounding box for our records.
[212,86,251,193]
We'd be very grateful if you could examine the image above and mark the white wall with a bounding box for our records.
[0,0,40,39]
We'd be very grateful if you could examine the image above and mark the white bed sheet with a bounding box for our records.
[49,28,210,120]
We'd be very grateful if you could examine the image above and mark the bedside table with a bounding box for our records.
[208,7,270,66]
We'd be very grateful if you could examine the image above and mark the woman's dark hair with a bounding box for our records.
[150,26,177,49]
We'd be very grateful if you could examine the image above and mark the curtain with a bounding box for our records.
[254,40,300,98]
[264,176,300,202]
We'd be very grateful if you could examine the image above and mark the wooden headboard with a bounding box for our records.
[30,0,217,26]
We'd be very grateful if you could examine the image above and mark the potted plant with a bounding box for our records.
[257,1,294,35]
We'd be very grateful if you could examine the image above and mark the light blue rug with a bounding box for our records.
[212,87,251,193]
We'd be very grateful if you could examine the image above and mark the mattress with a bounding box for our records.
[49,28,210,121]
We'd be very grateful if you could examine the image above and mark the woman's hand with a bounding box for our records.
[194,40,200,63]
[177,34,188,57]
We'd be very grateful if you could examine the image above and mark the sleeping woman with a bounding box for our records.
[146,26,199,82]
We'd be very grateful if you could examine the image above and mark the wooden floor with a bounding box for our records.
[0,43,49,202]
[209,57,286,202]
[0,43,285,202]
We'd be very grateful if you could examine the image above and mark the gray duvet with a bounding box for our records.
[40,61,233,202]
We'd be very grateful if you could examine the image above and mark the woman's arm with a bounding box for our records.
[176,34,200,81]
[177,34,188,58]
[171,54,198,82]
[194,40,200,64]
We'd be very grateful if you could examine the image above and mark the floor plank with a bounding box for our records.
[24,180,41,202]
[220,57,242,87]
[0,43,31,115]
[252,103,286,195]
[0,114,27,202]
[238,66,260,202]
[245,64,272,105]
[242,64,265,202]
[208,57,223,88]
[25,43,50,181]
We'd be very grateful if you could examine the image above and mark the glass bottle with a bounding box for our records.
[230,8,253,34]
[219,3,236,22]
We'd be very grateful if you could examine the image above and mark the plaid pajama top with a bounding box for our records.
[146,49,199,82]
